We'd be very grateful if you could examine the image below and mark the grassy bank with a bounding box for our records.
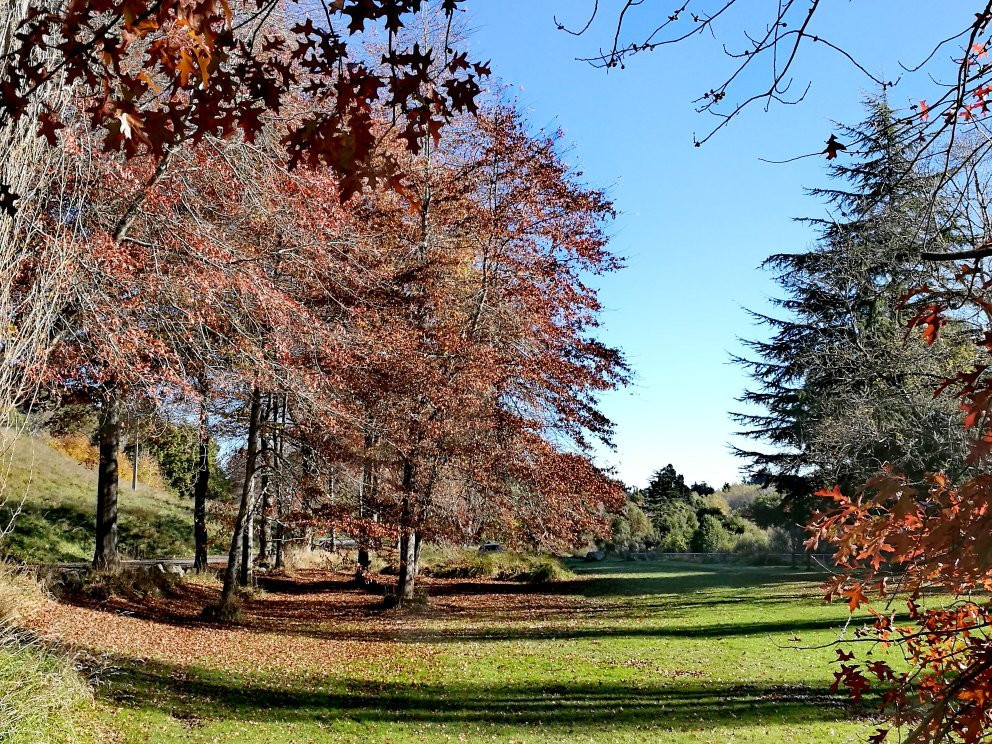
[0,434,197,563]
[0,569,105,743]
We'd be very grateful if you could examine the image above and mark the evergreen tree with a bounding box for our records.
[734,95,973,504]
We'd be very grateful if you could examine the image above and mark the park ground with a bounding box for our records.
[17,559,887,743]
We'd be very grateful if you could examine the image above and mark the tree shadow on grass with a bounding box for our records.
[253,613,850,645]
[422,562,829,600]
[565,561,832,598]
[98,656,865,734]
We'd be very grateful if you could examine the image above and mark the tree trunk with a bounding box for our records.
[396,526,417,602]
[395,461,418,603]
[257,395,273,566]
[356,429,375,582]
[240,510,254,586]
[192,394,210,573]
[93,385,121,570]
[218,388,261,612]
[273,394,286,571]
[412,530,423,580]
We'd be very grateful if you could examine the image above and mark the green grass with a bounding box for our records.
[98,560,891,742]
[0,567,105,743]
[0,434,197,563]
[0,628,102,743]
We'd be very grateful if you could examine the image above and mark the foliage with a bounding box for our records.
[799,106,992,742]
[691,514,735,553]
[0,1,488,205]
[642,464,691,510]
[641,464,768,554]
[732,525,772,555]
[654,499,699,553]
[609,500,657,550]
[722,483,775,513]
[148,424,229,502]
[55,566,184,603]
[735,97,972,500]
[408,546,573,583]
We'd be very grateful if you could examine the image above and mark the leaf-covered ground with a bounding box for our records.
[25,560,886,742]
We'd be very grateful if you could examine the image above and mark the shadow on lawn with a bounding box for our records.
[256,613,848,644]
[99,657,860,733]
[566,561,831,597]
[420,561,828,600]
[54,561,847,646]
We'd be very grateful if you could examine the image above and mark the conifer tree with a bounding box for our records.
[734,96,973,504]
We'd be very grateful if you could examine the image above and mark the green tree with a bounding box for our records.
[642,464,691,511]
[734,95,973,507]
[149,423,229,502]
[655,500,698,552]
[691,514,733,553]
[610,501,657,550]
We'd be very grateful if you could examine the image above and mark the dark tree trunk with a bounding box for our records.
[412,531,423,580]
[396,526,417,602]
[274,395,286,571]
[192,394,210,573]
[395,461,418,603]
[356,429,375,582]
[218,388,261,612]
[93,385,121,570]
[257,395,273,566]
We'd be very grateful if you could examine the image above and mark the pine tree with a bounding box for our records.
[734,95,973,502]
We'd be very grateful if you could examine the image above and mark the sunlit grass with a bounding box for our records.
[99,560,888,742]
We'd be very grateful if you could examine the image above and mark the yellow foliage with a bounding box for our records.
[46,434,98,468]
[46,435,167,489]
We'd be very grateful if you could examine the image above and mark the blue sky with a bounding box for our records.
[466,1,975,489]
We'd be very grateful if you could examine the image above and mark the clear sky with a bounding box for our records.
[466,0,975,490]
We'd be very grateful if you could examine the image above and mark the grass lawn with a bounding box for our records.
[24,559,890,742]
[0,434,197,563]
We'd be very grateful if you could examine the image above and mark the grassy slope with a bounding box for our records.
[0,434,195,563]
[95,561,890,743]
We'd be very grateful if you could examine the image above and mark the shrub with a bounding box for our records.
[46,433,99,469]
[148,424,229,500]
[691,514,735,553]
[654,500,698,552]
[732,525,771,554]
[47,433,168,490]
[281,544,339,573]
[417,546,572,583]
[610,501,657,551]
[52,566,182,603]
[201,596,243,623]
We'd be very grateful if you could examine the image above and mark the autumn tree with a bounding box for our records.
[314,102,628,603]
[0,1,488,564]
